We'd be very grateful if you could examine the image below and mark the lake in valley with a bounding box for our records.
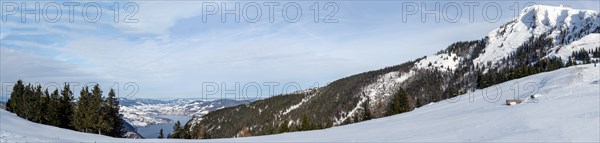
[135,115,191,138]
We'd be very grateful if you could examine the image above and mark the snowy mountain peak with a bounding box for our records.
[518,5,598,32]
[475,5,600,67]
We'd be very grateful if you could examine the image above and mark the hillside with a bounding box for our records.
[1,64,598,142]
[182,5,600,138]
[476,5,600,67]
[208,64,600,142]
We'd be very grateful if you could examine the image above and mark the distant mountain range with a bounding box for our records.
[119,98,252,127]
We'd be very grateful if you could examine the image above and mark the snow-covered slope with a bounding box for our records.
[475,5,600,66]
[551,33,600,58]
[2,64,598,142]
[210,64,599,142]
[0,109,118,142]
[352,5,600,118]
[416,53,462,71]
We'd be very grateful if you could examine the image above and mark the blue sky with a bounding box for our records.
[1,1,598,99]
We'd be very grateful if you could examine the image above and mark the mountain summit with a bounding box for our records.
[476,5,600,67]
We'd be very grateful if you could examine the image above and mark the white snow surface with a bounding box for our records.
[2,64,598,142]
[362,70,414,100]
[338,4,600,124]
[281,93,315,115]
[333,94,367,126]
[475,5,600,67]
[415,53,462,71]
[353,70,414,121]
[120,105,169,127]
[550,33,600,59]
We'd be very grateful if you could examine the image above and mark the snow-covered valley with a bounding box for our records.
[2,64,598,142]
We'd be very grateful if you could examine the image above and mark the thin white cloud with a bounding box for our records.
[111,1,206,35]
[0,46,99,83]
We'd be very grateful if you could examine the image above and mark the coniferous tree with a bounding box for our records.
[7,80,25,114]
[46,89,62,126]
[60,84,74,129]
[566,57,575,66]
[22,84,33,120]
[6,81,126,138]
[158,128,164,138]
[279,120,290,133]
[40,89,50,124]
[181,123,192,139]
[105,89,124,137]
[298,114,317,131]
[362,97,372,120]
[168,121,183,138]
[21,84,33,119]
[31,85,44,123]
[573,49,591,63]
[593,47,600,58]
[90,84,109,135]
[74,86,92,132]
[476,71,485,88]
[387,87,411,116]
[300,114,309,131]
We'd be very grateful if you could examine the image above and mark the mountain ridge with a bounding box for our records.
[476,5,600,67]
[175,5,600,139]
